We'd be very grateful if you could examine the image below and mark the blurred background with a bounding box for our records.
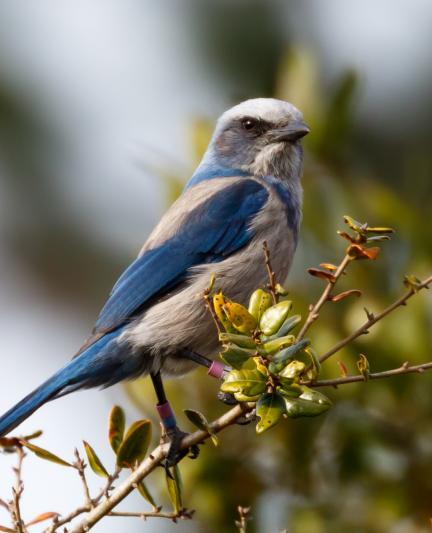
[0,1,431,531]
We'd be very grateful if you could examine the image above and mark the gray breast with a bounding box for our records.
[121,179,298,377]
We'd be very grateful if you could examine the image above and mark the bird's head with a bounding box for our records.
[202,98,309,181]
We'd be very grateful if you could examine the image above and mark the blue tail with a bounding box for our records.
[0,327,136,437]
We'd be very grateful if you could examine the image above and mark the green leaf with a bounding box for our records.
[137,480,158,509]
[83,441,109,478]
[277,383,303,398]
[221,369,267,396]
[165,464,183,514]
[108,405,126,454]
[248,289,272,320]
[274,314,302,338]
[273,340,310,365]
[184,408,218,445]
[20,441,72,467]
[256,392,286,434]
[285,397,331,418]
[219,344,255,370]
[219,332,256,349]
[259,300,292,335]
[262,335,295,354]
[299,386,332,407]
[184,409,209,432]
[116,420,152,468]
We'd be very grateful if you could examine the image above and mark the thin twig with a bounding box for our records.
[203,279,222,335]
[310,361,432,387]
[10,446,26,533]
[319,275,432,363]
[108,509,193,521]
[262,241,278,304]
[71,403,254,533]
[73,450,93,509]
[296,254,352,341]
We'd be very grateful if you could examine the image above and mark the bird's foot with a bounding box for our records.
[160,425,200,469]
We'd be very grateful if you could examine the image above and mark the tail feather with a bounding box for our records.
[0,371,70,437]
[0,327,128,437]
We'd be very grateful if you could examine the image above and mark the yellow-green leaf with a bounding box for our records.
[223,302,257,333]
[219,344,255,370]
[357,353,370,380]
[108,405,126,454]
[116,420,152,468]
[219,332,256,349]
[213,293,235,332]
[83,441,108,478]
[259,300,292,335]
[278,359,306,380]
[248,289,272,320]
[221,369,267,396]
[165,464,183,514]
[262,335,295,354]
[256,392,286,434]
[20,441,72,467]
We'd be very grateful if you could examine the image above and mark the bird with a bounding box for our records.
[0,98,309,464]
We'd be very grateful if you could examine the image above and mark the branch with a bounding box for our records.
[319,275,432,363]
[311,361,432,387]
[70,403,253,533]
[262,241,278,304]
[45,468,121,532]
[296,254,352,341]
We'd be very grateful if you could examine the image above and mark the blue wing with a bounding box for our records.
[94,178,268,333]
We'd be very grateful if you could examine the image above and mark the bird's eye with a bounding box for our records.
[241,117,258,131]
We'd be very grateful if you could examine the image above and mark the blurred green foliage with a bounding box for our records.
[128,49,432,533]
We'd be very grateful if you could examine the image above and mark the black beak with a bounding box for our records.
[269,120,310,143]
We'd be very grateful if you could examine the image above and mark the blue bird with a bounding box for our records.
[0,98,309,464]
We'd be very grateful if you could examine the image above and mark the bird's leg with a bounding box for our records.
[150,371,199,467]
[178,349,229,379]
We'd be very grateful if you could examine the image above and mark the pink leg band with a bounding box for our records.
[207,360,225,379]
[156,401,177,430]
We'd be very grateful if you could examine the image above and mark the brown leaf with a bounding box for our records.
[26,512,60,527]
[337,230,356,243]
[329,289,362,302]
[0,525,15,532]
[337,360,348,377]
[0,437,20,449]
[347,244,380,260]
[307,268,336,283]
